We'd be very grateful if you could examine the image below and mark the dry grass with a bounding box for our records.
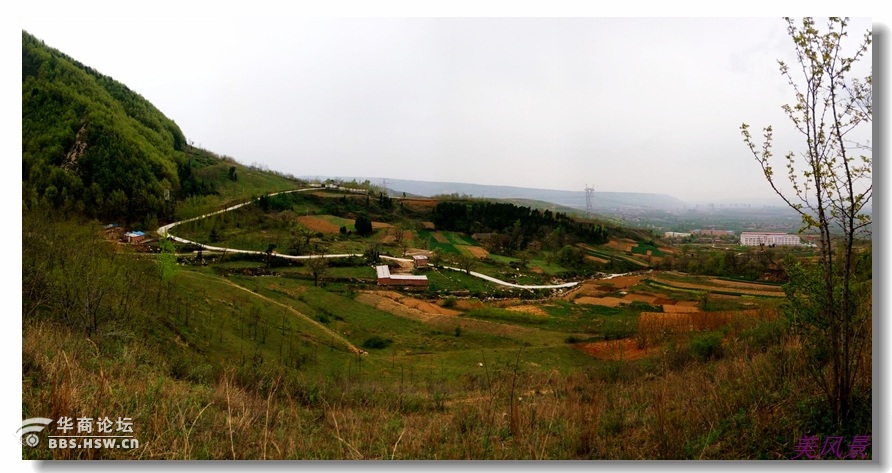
[584,255,609,264]
[707,278,784,292]
[431,232,450,244]
[623,293,659,304]
[362,290,462,317]
[649,276,784,298]
[662,305,701,314]
[457,245,489,258]
[504,305,549,317]
[579,338,660,361]
[574,296,625,307]
[22,314,866,460]
[604,239,637,253]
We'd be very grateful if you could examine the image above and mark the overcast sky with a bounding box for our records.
[18,12,874,203]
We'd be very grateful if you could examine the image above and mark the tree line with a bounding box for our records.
[431,201,609,255]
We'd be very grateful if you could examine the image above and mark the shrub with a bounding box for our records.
[362,336,393,349]
[689,331,724,362]
[355,214,373,236]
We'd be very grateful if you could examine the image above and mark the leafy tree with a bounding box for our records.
[364,241,381,263]
[454,254,477,275]
[306,256,329,287]
[354,214,373,237]
[558,245,583,267]
[428,248,443,268]
[517,250,532,269]
[740,17,871,428]
[157,237,179,282]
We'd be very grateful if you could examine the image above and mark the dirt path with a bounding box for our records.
[158,188,584,291]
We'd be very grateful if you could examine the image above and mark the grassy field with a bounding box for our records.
[25,184,871,460]
[23,217,872,459]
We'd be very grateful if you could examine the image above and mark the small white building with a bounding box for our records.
[124,231,145,244]
[376,265,428,287]
[740,232,802,247]
[664,232,691,239]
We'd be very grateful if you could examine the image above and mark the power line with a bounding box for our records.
[584,184,595,218]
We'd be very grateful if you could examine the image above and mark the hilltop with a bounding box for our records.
[322,177,687,210]
[22,31,302,227]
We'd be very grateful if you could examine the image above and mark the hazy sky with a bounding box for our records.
[18,10,874,203]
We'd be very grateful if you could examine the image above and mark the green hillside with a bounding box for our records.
[23,31,185,224]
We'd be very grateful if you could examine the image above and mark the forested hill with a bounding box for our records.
[22,31,190,224]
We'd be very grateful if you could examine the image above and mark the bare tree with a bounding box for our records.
[307,255,329,287]
[740,17,871,428]
[455,254,477,275]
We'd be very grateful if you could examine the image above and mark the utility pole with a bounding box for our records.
[585,184,595,218]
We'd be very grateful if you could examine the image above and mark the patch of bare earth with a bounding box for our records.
[662,304,701,313]
[603,275,645,289]
[585,255,609,264]
[354,291,544,339]
[650,276,784,297]
[453,299,484,311]
[562,281,615,301]
[457,245,488,258]
[505,305,548,317]
[623,293,658,304]
[574,296,625,307]
[361,291,461,316]
[431,232,450,243]
[297,216,341,233]
[605,238,636,253]
[707,278,784,292]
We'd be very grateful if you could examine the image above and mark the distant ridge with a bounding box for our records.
[306,177,686,210]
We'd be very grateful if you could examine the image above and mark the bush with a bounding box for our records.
[362,336,393,349]
[689,331,724,362]
[355,214,373,236]
[442,297,457,308]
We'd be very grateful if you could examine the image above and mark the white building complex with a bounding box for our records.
[376,265,428,287]
[740,232,802,247]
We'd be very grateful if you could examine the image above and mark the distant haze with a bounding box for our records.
[19,15,873,203]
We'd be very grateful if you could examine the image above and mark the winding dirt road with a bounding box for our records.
[157,188,581,290]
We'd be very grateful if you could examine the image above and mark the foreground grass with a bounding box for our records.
[22,309,870,459]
